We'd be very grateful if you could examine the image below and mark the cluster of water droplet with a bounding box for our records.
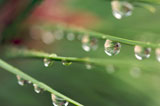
[111,0,133,19]
[16,75,68,106]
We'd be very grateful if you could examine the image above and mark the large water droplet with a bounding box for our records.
[130,67,141,78]
[43,58,54,67]
[51,94,69,106]
[33,84,43,93]
[111,0,133,19]
[62,60,72,66]
[81,35,98,52]
[156,48,160,62]
[16,75,25,86]
[134,45,151,60]
[66,33,75,41]
[104,39,121,56]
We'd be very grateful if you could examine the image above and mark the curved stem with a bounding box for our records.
[0,58,83,106]
[42,24,160,49]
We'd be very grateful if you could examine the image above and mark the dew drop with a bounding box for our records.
[41,31,55,44]
[81,35,98,52]
[33,84,43,93]
[85,63,92,70]
[155,48,160,62]
[111,0,133,19]
[51,94,69,106]
[82,35,91,52]
[104,39,121,56]
[54,30,64,40]
[90,38,98,51]
[16,75,25,86]
[66,33,75,41]
[106,65,115,74]
[43,58,54,67]
[62,60,72,66]
[134,45,151,60]
[130,67,141,78]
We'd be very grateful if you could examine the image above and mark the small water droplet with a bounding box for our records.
[85,63,92,70]
[106,65,115,74]
[156,48,160,62]
[62,60,72,66]
[134,45,151,60]
[66,33,75,41]
[90,38,98,51]
[41,31,55,44]
[43,58,54,67]
[16,75,25,86]
[51,94,69,106]
[111,0,133,19]
[104,39,121,56]
[82,35,91,52]
[54,30,64,40]
[130,67,141,78]
[33,84,43,93]
[81,35,98,52]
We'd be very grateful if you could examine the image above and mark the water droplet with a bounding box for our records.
[90,38,98,51]
[134,45,151,60]
[104,39,121,56]
[62,60,72,66]
[156,48,160,62]
[81,35,98,52]
[106,65,115,74]
[54,30,64,40]
[82,35,90,52]
[51,94,69,106]
[41,31,55,44]
[66,33,75,41]
[111,0,133,19]
[43,58,54,67]
[16,75,25,86]
[33,84,43,93]
[130,67,141,78]
[85,63,92,70]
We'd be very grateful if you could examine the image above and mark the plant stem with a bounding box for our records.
[42,24,160,49]
[0,58,83,106]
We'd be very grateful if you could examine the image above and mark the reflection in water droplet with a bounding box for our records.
[16,75,25,86]
[54,30,64,40]
[104,39,121,56]
[51,94,69,106]
[85,63,92,70]
[130,67,141,78]
[156,48,160,62]
[41,31,55,44]
[134,45,151,60]
[43,58,54,67]
[67,33,75,41]
[106,65,115,74]
[33,84,43,93]
[62,60,72,66]
[81,35,98,52]
[111,0,133,19]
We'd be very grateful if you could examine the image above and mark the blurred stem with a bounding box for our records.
[0,58,83,106]
[42,24,160,49]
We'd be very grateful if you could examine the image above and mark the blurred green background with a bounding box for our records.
[1,0,160,106]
